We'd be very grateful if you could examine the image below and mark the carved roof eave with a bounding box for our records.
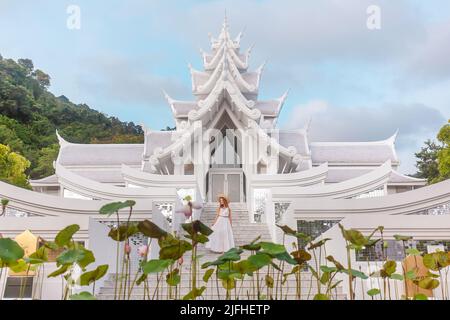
[248,120,310,171]
[145,125,197,171]
[195,55,258,95]
[163,90,198,119]
[188,78,261,124]
[204,43,250,71]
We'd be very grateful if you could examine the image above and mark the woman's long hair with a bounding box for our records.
[219,197,229,208]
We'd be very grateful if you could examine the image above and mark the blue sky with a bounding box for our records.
[0,0,449,174]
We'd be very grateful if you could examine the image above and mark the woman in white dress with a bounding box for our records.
[206,195,235,253]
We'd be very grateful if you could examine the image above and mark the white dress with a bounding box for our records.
[206,207,235,253]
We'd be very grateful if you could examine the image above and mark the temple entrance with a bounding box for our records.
[207,168,245,203]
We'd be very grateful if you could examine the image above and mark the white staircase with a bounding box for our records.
[200,203,272,246]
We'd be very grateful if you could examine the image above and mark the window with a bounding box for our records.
[297,220,341,249]
[257,161,267,174]
[3,277,33,299]
[184,162,194,175]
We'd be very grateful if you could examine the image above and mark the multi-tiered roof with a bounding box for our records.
[163,17,288,129]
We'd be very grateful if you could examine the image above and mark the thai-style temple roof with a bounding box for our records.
[278,130,311,158]
[310,133,399,166]
[57,142,144,167]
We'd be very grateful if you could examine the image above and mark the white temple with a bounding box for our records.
[1,19,450,300]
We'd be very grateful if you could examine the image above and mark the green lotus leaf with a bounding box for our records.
[0,238,25,263]
[406,248,421,256]
[138,220,168,239]
[29,246,48,263]
[291,250,312,265]
[142,259,174,274]
[260,242,287,255]
[367,288,381,297]
[343,268,368,280]
[182,286,206,300]
[276,224,296,235]
[241,243,262,251]
[99,200,136,216]
[320,271,330,285]
[218,269,243,282]
[43,241,59,251]
[69,291,97,300]
[274,251,297,265]
[234,260,258,276]
[77,248,95,269]
[108,223,139,242]
[55,224,80,247]
[166,268,181,286]
[393,234,413,242]
[79,264,109,286]
[24,257,46,265]
[159,239,192,260]
[308,238,332,250]
[426,271,440,278]
[338,224,368,246]
[383,260,397,277]
[247,253,272,269]
[56,249,86,266]
[136,273,147,286]
[320,265,338,273]
[405,269,417,280]
[390,273,404,281]
[185,233,209,244]
[313,293,329,300]
[326,255,345,271]
[203,268,215,283]
[48,264,69,277]
[182,220,213,237]
[265,274,274,288]
[417,277,440,290]
[218,247,243,262]
[413,293,428,300]
[8,259,29,273]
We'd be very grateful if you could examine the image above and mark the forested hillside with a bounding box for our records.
[0,55,144,180]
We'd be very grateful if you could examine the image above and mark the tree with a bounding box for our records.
[416,120,450,184]
[18,58,34,74]
[436,120,450,182]
[31,144,59,179]
[414,140,442,183]
[33,69,51,87]
[0,144,31,189]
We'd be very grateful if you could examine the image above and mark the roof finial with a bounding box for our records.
[223,9,228,30]
[56,129,70,147]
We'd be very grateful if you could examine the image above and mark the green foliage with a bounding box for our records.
[99,200,136,216]
[80,265,109,286]
[142,259,174,274]
[415,121,450,183]
[0,56,144,180]
[69,292,97,300]
[414,140,442,183]
[55,224,80,247]
[436,121,450,182]
[0,238,25,264]
[0,144,31,188]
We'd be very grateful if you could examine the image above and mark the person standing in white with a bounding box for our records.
[206,195,235,253]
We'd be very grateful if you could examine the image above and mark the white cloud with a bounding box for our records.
[284,100,447,174]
